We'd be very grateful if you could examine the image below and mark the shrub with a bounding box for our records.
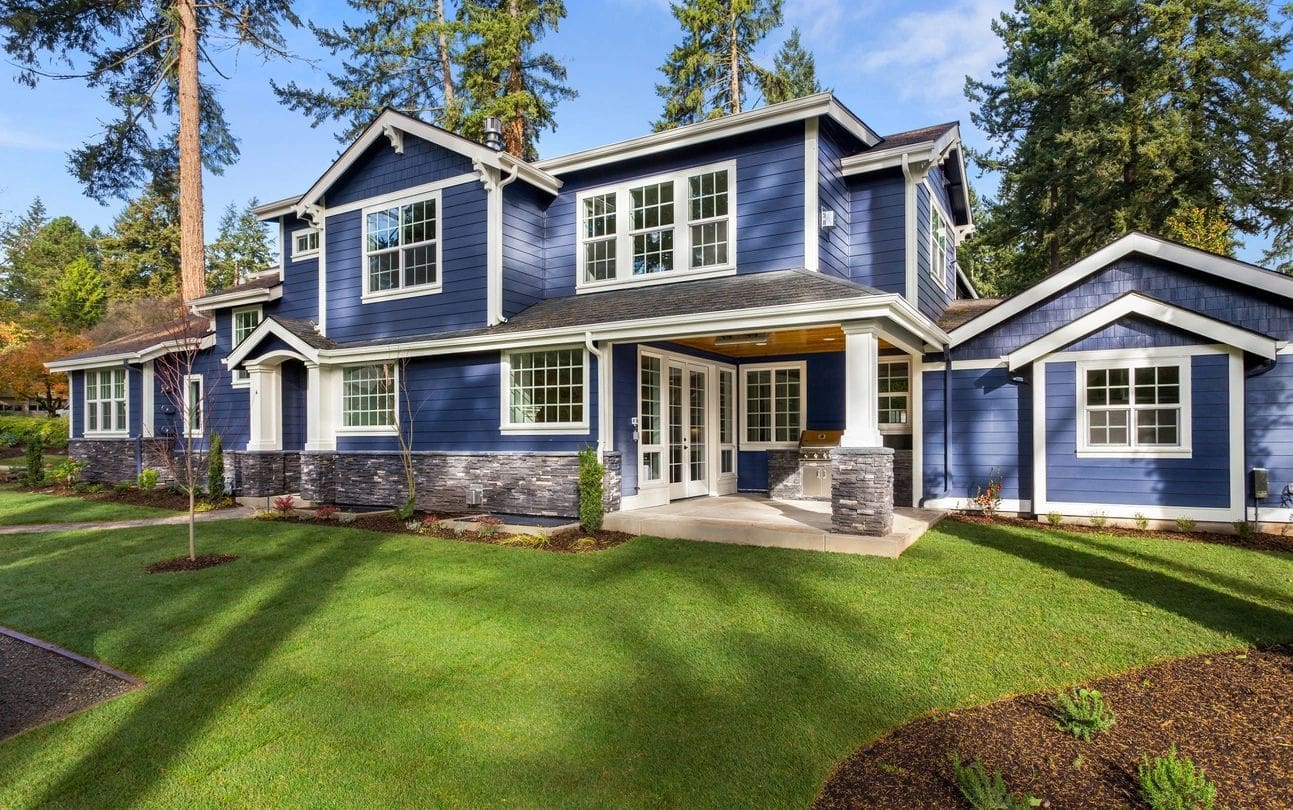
[1138,746,1216,810]
[0,430,19,448]
[272,495,296,515]
[972,467,1005,518]
[49,457,86,488]
[393,496,416,521]
[1052,687,1116,741]
[206,433,225,498]
[476,515,504,538]
[137,469,159,491]
[315,505,340,520]
[1232,520,1253,538]
[23,435,43,485]
[1134,512,1149,530]
[951,753,1041,809]
[578,446,605,532]
[1046,511,1063,527]
[0,415,69,451]
[1089,512,1108,530]
[1175,517,1196,533]
[113,480,133,495]
[416,514,439,534]
[194,500,216,513]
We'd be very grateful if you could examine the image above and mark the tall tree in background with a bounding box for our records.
[0,198,47,309]
[966,0,1293,293]
[654,0,783,130]
[1,216,97,310]
[758,27,822,104]
[272,0,461,143]
[0,0,300,304]
[99,183,181,301]
[206,200,276,289]
[456,0,575,159]
[45,257,108,330]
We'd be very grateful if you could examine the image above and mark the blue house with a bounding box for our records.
[49,94,1293,539]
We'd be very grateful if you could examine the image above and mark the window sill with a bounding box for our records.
[499,424,590,436]
[83,432,131,439]
[291,250,319,262]
[361,283,443,304]
[1075,447,1193,459]
[879,425,912,435]
[336,426,398,436]
[575,265,735,294]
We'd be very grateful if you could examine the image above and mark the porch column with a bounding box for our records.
[304,362,337,452]
[246,364,282,452]
[833,324,894,537]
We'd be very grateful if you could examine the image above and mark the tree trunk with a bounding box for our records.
[437,0,455,107]
[728,8,740,114]
[504,0,525,157]
[176,0,206,305]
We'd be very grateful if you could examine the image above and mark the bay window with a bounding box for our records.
[85,367,128,435]
[363,191,440,300]
[503,348,587,431]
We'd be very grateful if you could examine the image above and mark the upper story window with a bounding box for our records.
[878,360,910,431]
[577,160,736,291]
[930,205,948,287]
[85,367,127,435]
[502,348,588,433]
[1078,361,1191,457]
[183,374,204,437]
[362,191,442,302]
[741,362,804,448]
[341,364,396,430]
[292,228,320,260]
[231,306,262,385]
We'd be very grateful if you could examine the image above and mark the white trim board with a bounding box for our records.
[225,317,321,368]
[923,497,1033,514]
[190,284,282,313]
[803,118,820,273]
[951,232,1293,345]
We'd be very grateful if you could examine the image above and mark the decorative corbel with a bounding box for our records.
[473,158,499,191]
[381,123,404,155]
[301,204,324,228]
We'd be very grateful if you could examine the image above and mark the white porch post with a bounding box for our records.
[840,325,883,448]
[304,363,329,452]
[246,364,282,452]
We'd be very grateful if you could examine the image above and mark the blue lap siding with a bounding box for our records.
[921,367,1032,504]
[275,213,320,321]
[846,171,905,294]
[818,118,857,280]
[325,138,474,208]
[1245,358,1293,511]
[502,182,549,317]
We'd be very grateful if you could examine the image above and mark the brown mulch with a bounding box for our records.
[952,513,1293,554]
[0,634,138,742]
[294,512,633,552]
[815,646,1293,809]
[145,553,239,574]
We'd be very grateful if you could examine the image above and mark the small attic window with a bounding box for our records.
[292,228,320,260]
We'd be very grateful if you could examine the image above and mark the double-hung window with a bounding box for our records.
[878,360,910,430]
[1080,361,1190,455]
[85,368,128,435]
[183,374,204,437]
[363,191,441,300]
[577,160,735,289]
[342,364,396,430]
[741,362,804,447]
[931,205,948,287]
[231,307,262,384]
[292,228,320,260]
[503,348,587,432]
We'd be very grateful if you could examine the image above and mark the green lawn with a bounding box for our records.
[0,486,173,526]
[0,515,1290,807]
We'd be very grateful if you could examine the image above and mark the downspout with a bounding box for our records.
[942,342,951,496]
[490,160,522,326]
[585,331,609,460]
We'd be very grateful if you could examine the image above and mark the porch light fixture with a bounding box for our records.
[714,332,770,347]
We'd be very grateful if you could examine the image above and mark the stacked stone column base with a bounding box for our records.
[831,446,895,536]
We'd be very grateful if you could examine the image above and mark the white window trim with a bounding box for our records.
[877,357,912,435]
[230,306,263,387]
[291,227,320,260]
[575,159,738,293]
[1075,356,1193,458]
[359,189,444,304]
[182,373,204,438]
[925,182,953,291]
[499,346,590,435]
[337,362,400,435]
[637,349,667,489]
[84,366,130,438]
[739,360,807,450]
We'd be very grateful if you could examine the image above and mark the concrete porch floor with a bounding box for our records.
[604,495,945,557]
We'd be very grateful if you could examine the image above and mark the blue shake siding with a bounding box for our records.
[324,181,489,343]
[818,119,854,280]
[1059,316,1205,354]
[1043,356,1230,508]
[1245,358,1293,510]
[325,137,475,208]
[921,367,1032,503]
[502,182,549,317]
[846,172,905,294]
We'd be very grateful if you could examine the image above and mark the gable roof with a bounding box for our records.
[46,315,215,372]
[949,232,1293,346]
[841,120,973,227]
[190,275,283,311]
[225,316,336,368]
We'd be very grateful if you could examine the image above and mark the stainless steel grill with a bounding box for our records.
[798,429,843,498]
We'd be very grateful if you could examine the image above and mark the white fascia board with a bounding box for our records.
[190,284,284,313]
[46,334,216,372]
[840,141,935,176]
[1006,292,1278,370]
[225,318,321,367]
[252,196,301,220]
[535,94,879,176]
[951,232,1293,345]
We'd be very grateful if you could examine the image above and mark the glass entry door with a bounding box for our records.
[668,360,710,499]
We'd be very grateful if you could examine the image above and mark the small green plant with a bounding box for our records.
[1232,520,1253,538]
[951,753,1041,809]
[137,469,159,491]
[23,435,43,485]
[476,515,504,538]
[1052,687,1116,741]
[253,509,280,521]
[394,496,416,521]
[499,532,550,549]
[194,500,216,513]
[1089,512,1108,530]
[1046,511,1063,527]
[578,446,605,532]
[1138,746,1216,810]
[113,480,133,495]
[206,432,225,498]
[972,467,1005,518]
[415,514,439,534]
[571,536,598,551]
[1175,516,1196,532]
[1134,512,1149,530]
[49,457,87,488]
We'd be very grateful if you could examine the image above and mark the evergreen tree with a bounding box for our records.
[0,198,47,306]
[966,0,1293,292]
[456,0,575,159]
[758,27,822,105]
[4,216,96,310]
[206,199,275,290]
[271,0,461,143]
[654,0,783,131]
[99,184,181,300]
[46,257,108,330]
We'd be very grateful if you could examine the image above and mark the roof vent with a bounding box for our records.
[484,117,504,152]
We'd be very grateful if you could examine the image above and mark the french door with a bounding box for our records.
[668,361,710,499]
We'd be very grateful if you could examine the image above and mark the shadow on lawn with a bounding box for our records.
[28,529,382,807]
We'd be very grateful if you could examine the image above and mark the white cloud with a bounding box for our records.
[783,0,881,50]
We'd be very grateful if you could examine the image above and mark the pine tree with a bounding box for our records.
[46,257,108,330]
[456,0,575,159]
[966,0,1293,292]
[99,184,181,301]
[4,216,96,311]
[271,0,462,143]
[758,27,822,105]
[206,200,276,290]
[654,0,783,131]
[0,198,48,306]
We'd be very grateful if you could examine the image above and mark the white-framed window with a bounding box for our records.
[502,347,588,433]
[740,361,805,448]
[639,352,663,483]
[341,363,397,431]
[930,204,948,287]
[231,306,262,385]
[718,368,736,475]
[1077,359,1192,457]
[361,190,442,302]
[85,367,128,435]
[183,374,204,437]
[878,360,910,432]
[576,160,736,291]
[291,228,320,260]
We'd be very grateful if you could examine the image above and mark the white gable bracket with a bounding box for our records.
[381,123,404,155]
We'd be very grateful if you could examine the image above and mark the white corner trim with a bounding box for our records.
[951,232,1293,345]
[1006,293,1278,371]
[317,217,328,336]
[1228,349,1244,518]
[901,154,922,310]
[803,118,820,273]
[1033,361,1048,513]
[142,361,155,438]
[910,352,923,508]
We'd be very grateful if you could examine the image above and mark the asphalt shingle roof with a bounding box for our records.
[937,298,1004,332]
[54,315,212,364]
[267,316,339,350]
[874,122,958,151]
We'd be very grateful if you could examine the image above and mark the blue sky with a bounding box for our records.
[0,0,1269,263]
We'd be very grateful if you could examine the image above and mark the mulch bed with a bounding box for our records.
[292,512,633,552]
[951,513,1293,554]
[0,633,139,742]
[145,553,239,574]
[816,646,1293,809]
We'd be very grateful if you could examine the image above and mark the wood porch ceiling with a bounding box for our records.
[672,326,896,357]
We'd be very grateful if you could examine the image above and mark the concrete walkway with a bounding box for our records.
[0,507,258,536]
